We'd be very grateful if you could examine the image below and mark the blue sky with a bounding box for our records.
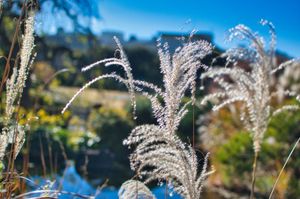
[94,0,300,57]
[37,0,300,57]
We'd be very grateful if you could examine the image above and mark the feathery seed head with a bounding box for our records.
[1,11,36,161]
[63,36,212,198]
[201,21,299,153]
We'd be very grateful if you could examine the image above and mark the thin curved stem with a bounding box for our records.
[250,151,259,199]
[165,178,168,199]
[269,137,300,199]
[192,104,195,164]
[136,178,138,199]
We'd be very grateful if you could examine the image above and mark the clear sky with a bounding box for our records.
[91,0,300,57]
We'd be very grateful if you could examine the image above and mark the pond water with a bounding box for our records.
[28,166,223,199]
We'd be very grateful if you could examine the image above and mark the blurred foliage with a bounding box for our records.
[87,107,133,150]
[129,96,156,125]
[204,99,300,198]
[215,132,253,186]
[177,101,203,143]
[86,106,134,185]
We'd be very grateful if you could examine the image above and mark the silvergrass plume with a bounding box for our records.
[200,20,300,153]
[0,11,36,160]
[279,61,300,95]
[62,37,136,117]
[123,39,213,199]
[118,180,156,199]
[63,36,213,198]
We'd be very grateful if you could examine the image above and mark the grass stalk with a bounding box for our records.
[250,151,258,199]
[269,137,300,199]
